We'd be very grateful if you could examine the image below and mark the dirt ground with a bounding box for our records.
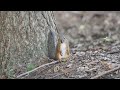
[15,11,120,79]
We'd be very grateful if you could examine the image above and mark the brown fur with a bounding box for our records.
[55,37,70,61]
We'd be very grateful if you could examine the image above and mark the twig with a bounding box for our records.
[107,50,120,54]
[16,61,59,78]
[90,65,120,79]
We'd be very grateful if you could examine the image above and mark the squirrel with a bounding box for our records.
[48,28,70,61]
[42,11,70,61]
[55,34,70,61]
[48,26,70,61]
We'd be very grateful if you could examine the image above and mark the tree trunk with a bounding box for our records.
[0,11,58,78]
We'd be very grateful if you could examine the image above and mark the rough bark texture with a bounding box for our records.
[0,11,58,77]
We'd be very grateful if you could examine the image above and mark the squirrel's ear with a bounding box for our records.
[61,39,63,43]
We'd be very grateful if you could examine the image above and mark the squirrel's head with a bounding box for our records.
[58,35,66,44]
[61,36,66,43]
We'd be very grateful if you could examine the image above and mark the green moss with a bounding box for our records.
[27,63,35,71]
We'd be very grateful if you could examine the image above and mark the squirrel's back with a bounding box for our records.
[48,29,58,59]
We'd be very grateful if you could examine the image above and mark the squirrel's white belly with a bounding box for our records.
[60,43,67,58]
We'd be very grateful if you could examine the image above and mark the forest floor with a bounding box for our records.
[15,11,120,79]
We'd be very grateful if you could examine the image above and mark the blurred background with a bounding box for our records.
[55,11,120,48]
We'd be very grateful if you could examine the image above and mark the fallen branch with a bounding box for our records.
[90,65,120,79]
[17,61,59,78]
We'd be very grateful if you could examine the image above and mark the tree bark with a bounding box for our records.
[0,11,58,78]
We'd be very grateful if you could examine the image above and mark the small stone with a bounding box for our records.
[64,72,69,76]
[76,52,80,55]
[94,51,98,53]
[77,44,83,48]
[76,52,85,56]
[77,66,89,72]
[79,25,85,30]
[77,67,84,72]
[110,74,113,77]
[66,64,72,68]
[84,66,89,70]
[80,52,86,55]
[115,70,119,74]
